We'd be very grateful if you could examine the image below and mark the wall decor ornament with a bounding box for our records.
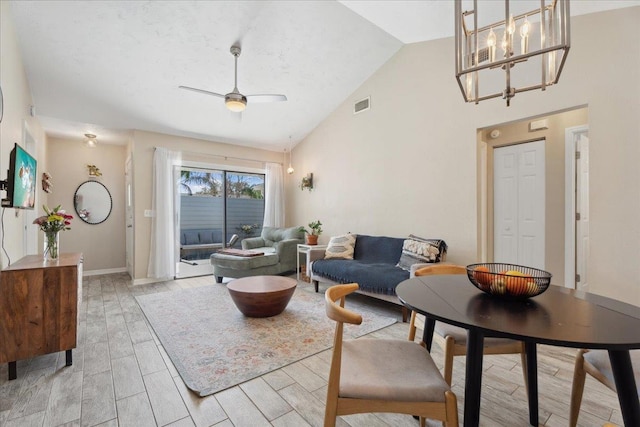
[41,172,52,193]
[87,164,102,177]
[74,180,112,225]
[300,173,313,191]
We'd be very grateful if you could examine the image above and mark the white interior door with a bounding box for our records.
[125,156,134,278]
[494,140,546,268]
[576,134,590,291]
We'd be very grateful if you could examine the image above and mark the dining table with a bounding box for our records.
[396,274,640,427]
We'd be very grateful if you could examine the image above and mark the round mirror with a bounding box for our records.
[74,181,112,224]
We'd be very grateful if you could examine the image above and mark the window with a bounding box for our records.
[179,167,265,261]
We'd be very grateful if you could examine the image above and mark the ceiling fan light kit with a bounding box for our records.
[454,0,570,106]
[225,93,247,112]
[179,45,286,112]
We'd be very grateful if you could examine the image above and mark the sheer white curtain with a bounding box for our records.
[263,162,285,227]
[147,147,182,279]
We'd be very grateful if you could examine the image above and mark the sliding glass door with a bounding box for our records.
[177,166,265,278]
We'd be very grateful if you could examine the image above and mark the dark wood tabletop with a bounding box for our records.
[397,275,640,349]
[396,275,640,427]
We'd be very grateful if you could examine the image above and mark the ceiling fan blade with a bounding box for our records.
[178,86,225,98]
[245,94,287,103]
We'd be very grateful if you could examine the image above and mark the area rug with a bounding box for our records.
[135,283,396,397]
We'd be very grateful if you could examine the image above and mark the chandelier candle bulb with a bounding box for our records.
[520,17,530,54]
[487,28,497,62]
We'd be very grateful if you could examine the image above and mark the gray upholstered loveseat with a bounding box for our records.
[308,234,447,321]
[210,226,304,283]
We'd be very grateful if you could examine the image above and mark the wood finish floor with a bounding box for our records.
[0,273,622,427]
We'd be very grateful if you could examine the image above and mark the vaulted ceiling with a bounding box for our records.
[7,1,638,150]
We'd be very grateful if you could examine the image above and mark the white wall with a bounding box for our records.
[288,7,640,304]
[130,130,288,280]
[47,137,127,273]
[0,0,47,268]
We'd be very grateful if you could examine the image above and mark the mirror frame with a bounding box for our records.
[74,180,112,225]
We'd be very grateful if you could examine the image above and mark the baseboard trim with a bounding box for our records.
[83,267,128,277]
[132,277,170,286]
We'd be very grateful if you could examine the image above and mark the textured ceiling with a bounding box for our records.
[7,0,639,151]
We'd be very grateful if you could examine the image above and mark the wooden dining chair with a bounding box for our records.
[407,264,527,386]
[324,283,459,427]
[570,349,640,427]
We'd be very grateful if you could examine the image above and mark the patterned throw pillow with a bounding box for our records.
[396,235,446,271]
[324,233,357,260]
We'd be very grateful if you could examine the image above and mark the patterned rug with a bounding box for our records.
[135,283,396,397]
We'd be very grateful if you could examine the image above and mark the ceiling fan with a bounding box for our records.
[179,45,287,113]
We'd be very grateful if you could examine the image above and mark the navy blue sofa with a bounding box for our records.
[309,234,447,321]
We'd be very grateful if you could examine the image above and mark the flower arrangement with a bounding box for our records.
[33,205,73,233]
[33,205,73,260]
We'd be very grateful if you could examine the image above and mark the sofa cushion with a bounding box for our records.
[199,231,214,244]
[261,226,304,246]
[210,251,278,269]
[183,231,201,245]
[311,260,409,295]
[325,233,357,260]
[397,236,448,271]
[353,235,405,264]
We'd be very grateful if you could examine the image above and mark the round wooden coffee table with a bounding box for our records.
[227,275,297,318]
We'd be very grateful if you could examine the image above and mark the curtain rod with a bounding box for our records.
[155,147,282,166]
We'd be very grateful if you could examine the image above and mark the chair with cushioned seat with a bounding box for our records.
[407,264,527,387]
[324,283,459,427]
[570,349,640,427]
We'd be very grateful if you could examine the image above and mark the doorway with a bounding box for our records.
[493,140,546,268]
[125,156,134,279]
[176,165,266,279]
[479,107,589,285]
[565,126,590,290]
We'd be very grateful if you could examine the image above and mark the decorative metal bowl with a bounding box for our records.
[466,263,552,299]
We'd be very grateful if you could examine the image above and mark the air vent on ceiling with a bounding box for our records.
[354,96,370,115]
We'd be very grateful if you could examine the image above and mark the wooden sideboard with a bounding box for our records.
[0,253,83,379]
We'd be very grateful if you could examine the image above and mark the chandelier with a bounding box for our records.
[455,0,570,106]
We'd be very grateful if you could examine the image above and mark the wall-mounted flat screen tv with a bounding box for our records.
[1,143,37,209]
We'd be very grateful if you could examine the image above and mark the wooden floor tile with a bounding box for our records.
[0,273,624,426]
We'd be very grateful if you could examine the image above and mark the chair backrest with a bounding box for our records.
[324,283,363,325]
[261,226,305,246]
[414,264,466,276]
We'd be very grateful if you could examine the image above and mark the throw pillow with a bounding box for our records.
[397,235,446,271]
[324,233,357,260]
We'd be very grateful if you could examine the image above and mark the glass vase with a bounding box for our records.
[44,231,60,261]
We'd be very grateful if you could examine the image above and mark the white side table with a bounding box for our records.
[297,244,328,280]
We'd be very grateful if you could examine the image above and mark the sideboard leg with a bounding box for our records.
[65,350,73,366]
[8,361,17,380]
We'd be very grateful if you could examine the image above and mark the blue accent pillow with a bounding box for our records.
[354,235,405,264]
